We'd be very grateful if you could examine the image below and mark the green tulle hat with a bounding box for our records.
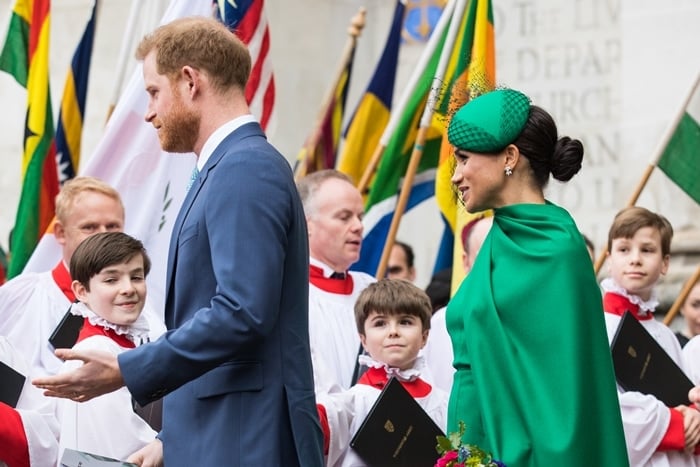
[447,88,531,153]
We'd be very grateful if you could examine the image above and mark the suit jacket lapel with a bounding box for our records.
[164,122,266,305]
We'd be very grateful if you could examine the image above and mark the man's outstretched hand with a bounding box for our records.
[33,348,125,402]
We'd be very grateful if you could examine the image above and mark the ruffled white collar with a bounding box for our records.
[70,301,150,344]
[601,278,659,314]
[358,354,424,382]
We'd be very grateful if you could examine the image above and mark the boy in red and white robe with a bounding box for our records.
[56,232,157,461]
[315,279,448,467]
[603,207,700,467]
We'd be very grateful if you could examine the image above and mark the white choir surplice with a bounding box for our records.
[316,356,447,467]
[602,279,700,467]
[57,304,157,461]
[308,258,375,393]
[0,268,72,377]
[0,336,59,467]
[682,336,700,385]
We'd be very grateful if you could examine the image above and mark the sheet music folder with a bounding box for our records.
[611,310,694,407]
[0,360,25,408]
[48,308,84,350]
[350,376,444,466]
[60,448,137,467]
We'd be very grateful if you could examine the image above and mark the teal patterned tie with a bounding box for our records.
[186,166,199,192]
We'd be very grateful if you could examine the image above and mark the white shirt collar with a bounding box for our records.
[197,114,257,171]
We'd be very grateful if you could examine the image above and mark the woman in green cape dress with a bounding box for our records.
[445,88,629,467]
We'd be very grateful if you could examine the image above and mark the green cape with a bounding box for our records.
[446,202,628,466]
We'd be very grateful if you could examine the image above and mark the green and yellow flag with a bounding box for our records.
[351,0,454,276]
[432,0,495,290]
[0,0,59,278]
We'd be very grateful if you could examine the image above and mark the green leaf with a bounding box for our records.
[449,431,462,448]
[436,435,453,453]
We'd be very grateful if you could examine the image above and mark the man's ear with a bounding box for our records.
[181,65,201,98]
[408,266,417,282]
[54,221,67,246]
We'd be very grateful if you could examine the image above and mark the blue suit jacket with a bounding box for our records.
[119,122,324,466]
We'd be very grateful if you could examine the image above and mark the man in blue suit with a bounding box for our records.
[34,17,324,466]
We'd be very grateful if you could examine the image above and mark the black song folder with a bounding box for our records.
[611,310,694,407]
[350,376,444,466]
[49,308,84,350]
[0,360,25,408]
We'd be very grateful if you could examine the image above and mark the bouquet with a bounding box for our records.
[435,421,505,467]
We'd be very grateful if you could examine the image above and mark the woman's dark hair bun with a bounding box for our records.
[550,136,583,182]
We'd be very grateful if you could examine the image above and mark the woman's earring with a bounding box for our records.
[504,166,513,177]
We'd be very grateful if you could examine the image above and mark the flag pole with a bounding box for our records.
[663,265,700,326]
[106,0,142,123]
[294,7,366,180]
[355,0,457,195]
[375,0,467,279]
[373,124,429,279]
[594,72,700,275]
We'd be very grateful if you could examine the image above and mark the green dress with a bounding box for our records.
[446,202,628,466]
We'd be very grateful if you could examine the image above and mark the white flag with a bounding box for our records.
[25,0,214,316]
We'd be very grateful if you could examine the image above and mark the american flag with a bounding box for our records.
[216,0,276,131]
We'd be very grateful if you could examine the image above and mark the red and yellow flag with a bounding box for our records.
[294,56,354,178]
[0,0,59,278]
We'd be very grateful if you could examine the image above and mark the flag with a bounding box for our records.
[433,0,495,289]
[336,0,405,186]
[351,0,456,276]
[294,36,356,177]
[216,0,275,131]
[55,0,98,184]
[24,0,214,316]
[0,0,59,279]
[656,76,700,205]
